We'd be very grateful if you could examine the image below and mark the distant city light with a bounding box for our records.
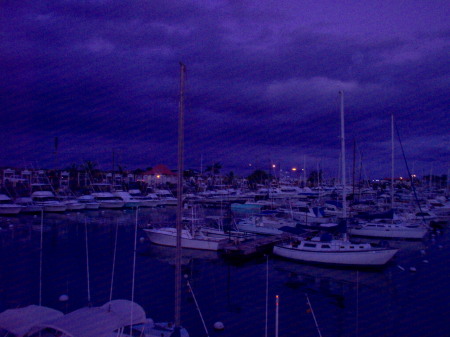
[156,175,161,179]
[272,164,276,168]
[292,168,297,171]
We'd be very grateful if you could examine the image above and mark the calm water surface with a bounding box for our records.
[0,208,449,337]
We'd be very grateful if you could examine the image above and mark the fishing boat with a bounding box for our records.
[0,194,23,215]
[30,191,67,212]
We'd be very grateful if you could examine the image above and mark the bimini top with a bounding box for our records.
[32,300,147,337]
[0,305,64,337]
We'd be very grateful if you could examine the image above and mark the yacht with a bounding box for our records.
[77,195,101,209]
[14,197,42,213]
[0,194,23,215]
[30,191,67,212]
[154,189,177,206]
[128,189,162,207]
[91,192,125,209]
[113,190,142,208]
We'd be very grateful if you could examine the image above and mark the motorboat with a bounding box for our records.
[77,195,101,210]
[30,191,67,212]
[128,189,162,207]
[14,197,42,214]
[113,190,142,208]
[0,194,23,215]
[91,192,125,209]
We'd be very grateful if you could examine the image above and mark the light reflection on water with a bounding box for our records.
[0,208,449,337]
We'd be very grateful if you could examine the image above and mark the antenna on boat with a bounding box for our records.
[172,62,186,337]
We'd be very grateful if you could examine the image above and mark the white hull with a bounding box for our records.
[42,204,67,212]
[83,203,100,210]
[98,201,125,209]
[273,242,398,267]
[63,202,86,211]
[144,228,227,251]
[0,205,23,215]
[135,200,161,207]
[348,224,427,239]
[21,205,43,213]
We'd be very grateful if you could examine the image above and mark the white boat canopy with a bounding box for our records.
[31,300,147,337]
[0,305,64,337]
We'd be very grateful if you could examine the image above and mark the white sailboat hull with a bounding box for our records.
[273,243,398,267]
[0,205,23,215]
[348,224,427,239]
[144,228,227,251]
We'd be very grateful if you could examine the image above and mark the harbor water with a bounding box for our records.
[0,208,449,337]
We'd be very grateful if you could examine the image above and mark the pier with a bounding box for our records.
[221,234,286,259]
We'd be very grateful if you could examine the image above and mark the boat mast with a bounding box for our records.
[174,62,186,334]
[339,91,347,219]
[391,113,394,211]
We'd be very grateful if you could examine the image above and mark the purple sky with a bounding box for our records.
[0,0,448,179]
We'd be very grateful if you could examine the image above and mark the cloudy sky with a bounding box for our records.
[1,0,448,179]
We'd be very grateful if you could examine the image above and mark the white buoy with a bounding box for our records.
[214,321,225,330]
[409,267,417,272]
[59,294,69,302]
[139,237,145,243]
[397,265,405,271]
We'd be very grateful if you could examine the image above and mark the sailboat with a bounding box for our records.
[347,113,428,240]
[273,91,398,267]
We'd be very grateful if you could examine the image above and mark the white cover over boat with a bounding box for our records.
[0,305,63,337]
[32,300,146,337]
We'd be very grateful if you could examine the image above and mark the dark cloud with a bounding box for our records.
[0,0,448,177]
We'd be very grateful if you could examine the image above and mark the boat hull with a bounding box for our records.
[273,244,398,267]
[0,206,23,215]
[144,228,226,251]
[348,225,427,239]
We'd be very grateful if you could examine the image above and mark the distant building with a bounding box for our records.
[141,164,177,186]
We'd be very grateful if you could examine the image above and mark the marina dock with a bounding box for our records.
[221,234,286,259]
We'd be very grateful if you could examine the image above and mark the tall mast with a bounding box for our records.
[174,62,186,333]
[339,91,347,219]
[391,113,394,211]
